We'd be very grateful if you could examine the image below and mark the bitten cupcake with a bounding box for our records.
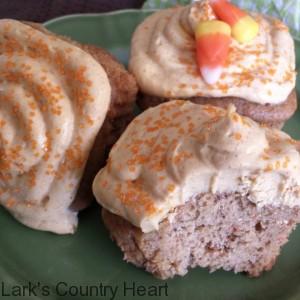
[93,100,300,279]
[0,19,137,234]
[129,0,297,128]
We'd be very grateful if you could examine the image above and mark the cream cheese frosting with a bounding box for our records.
[93,100,300,233]
[0,20,111,234]
[129,1,296,105]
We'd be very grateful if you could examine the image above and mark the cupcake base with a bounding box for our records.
[137,90,298,129]
[102,193,300,279]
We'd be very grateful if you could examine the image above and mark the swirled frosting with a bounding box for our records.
[0,20,111,233]
[93,100,300,233]
[129,1,296,104]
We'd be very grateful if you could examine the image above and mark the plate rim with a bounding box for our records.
[43,9,157,27]
[43,8,300,42]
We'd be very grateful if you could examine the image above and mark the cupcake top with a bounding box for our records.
[93,100,300,233]
[0,20,111,233]
[129,0,296,105]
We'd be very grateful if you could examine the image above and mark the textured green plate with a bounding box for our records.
[0,10,300,300]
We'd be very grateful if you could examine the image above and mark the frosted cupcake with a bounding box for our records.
[93,100,300,279]
[0,19,137,234]
[129,0,297,128]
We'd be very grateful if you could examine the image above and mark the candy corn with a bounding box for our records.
[195,20,231,84]
[210,0,259,43]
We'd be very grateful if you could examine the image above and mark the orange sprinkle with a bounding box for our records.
[101,180,108,188]
[268,69,276,76]
[6,198,16,208]
[146,126,159,132]
[178,83,187,89]
[27,168,37,187]
[129,166,136,172]
[178,128,185,135]
[167,184,176,193]
[264,164,273,172]
[233,132,242,140]
[114,180,157,215]
[0,119,6,128]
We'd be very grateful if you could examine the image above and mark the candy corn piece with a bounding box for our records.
[195,20,231,85]
[210,0,259,43]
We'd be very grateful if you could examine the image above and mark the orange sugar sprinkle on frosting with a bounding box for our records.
[114,181,157,216]
[172,111,183,119]
[287,138,297,145]
[150,160,165,172]
[144,117,153,126]
[27,168,37,187]
[264,164,273,172]
[233,132,242,140]
[101,180,108,188]
[178,128,185,135]
[0,120,6,128]
[283,156,290,168]
[6,198,16,208]
[130,145,140,154]
[167,184,175,193]
[202,105,222,117]
[268,69,276,76]
[129,166,136,172]
[230,113,241,123]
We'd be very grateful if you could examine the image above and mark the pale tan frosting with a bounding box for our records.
[93,100,300,233]
[129,1,296,104]
[0,20,111,234]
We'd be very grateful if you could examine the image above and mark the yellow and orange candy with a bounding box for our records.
[210,0,259,43]
[195,20,231,84]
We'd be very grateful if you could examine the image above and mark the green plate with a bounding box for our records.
[0,10,300,300]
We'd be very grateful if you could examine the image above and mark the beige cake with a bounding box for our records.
[93,100,300,279]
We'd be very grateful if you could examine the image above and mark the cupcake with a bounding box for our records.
[129,0,297,128]
[0,19,137,234]
[93,100,300,279]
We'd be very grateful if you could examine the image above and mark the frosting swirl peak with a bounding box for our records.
[200,105,268,169]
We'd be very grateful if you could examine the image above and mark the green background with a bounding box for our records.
[0,10,300,300]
